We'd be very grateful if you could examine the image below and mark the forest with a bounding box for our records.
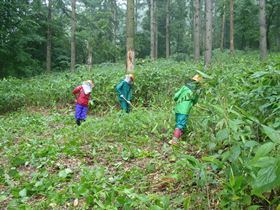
[0,0,280,209]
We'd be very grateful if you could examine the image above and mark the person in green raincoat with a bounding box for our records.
[116,74,134,113]
[169,74,203,145]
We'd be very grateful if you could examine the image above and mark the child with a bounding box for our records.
[72,80,94,126]
[169,74,203,145]
[116,74,134,113]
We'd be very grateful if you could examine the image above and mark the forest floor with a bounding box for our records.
[1,53,279,209]
[0,104,221,209]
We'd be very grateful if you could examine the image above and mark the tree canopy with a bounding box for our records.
[0,0,279,77]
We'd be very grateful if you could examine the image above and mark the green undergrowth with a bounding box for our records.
[0,52,280,209]
[0,59,191,113]
[0,107,211,209]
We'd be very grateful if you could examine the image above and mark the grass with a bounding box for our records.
[0,106,215,209]
[0,52,279,209]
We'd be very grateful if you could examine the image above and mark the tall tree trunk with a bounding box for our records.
[135,0,138,33]
[201,1,205,55]
[150,0,154,60]
[278,14,280,51]
[212,0,217,48]
[150,0,153,59]
[111,0,118,44]
[266,23,270,50]
[71,0,76,71]
[193,0,200,61]
[220,0,226,51]
[259,0,267,60]
[150,0,157,60]
[46,0,52,71]
[155,0,158,59]
[265,4,275,50]
[230,0,234,53]
[205,0,212,66]
[266,5,275,50]
[165,0,170,58]
[126,0,135,73]
[87,41,93,70]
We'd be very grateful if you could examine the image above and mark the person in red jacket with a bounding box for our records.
[72,80,94,126]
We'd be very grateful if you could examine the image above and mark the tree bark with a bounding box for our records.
[71,0,76,71]
[135,0,138,33]
[46,0,52,72]
[126,0,135,73]
[155,0,158,59]
[150,0,153,59]
[230,0,234,53]
[87,41,93,70]
[220,0,226,51]
[265,2,276,50]
[193,0,200,61]
[111,0,118,44]
[150,0,157,60]
[205,0,212,66]
[201,1,205,55]
[165,0,170,58]
[278,13,280,51]
[259,0,268,60]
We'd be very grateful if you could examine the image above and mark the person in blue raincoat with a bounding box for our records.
[116,74,134,113]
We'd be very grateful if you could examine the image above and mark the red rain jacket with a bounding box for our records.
[72,86,91,107]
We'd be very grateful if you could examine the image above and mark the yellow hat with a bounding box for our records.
[84,80,94,87]
[192,74,203,82]
[128,74,135,81]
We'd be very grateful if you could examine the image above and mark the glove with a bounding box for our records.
[89,99,94,106]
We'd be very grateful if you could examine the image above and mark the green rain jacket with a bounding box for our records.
[116,80,132,101]
[174,81,199,115]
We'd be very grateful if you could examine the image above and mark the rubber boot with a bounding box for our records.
[169,128,183,145]
[173,128,183,139]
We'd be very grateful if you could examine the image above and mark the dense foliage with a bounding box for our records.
[0,53,279,209]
